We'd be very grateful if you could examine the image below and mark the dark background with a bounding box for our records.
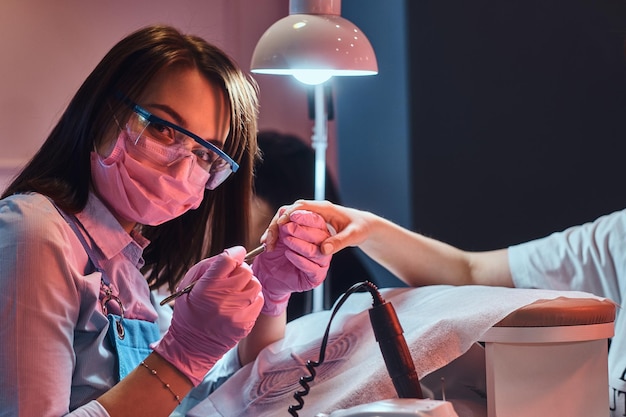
[408,0,626,250]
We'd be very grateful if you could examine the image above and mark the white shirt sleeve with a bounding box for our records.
[508,209,626,304]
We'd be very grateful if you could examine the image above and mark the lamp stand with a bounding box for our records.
[311,82,328,313]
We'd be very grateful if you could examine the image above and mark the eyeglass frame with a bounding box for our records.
[115,92,240,174]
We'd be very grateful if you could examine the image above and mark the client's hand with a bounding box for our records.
[153,247,263,386]
[262,200,376,256]
[252,210,331,316]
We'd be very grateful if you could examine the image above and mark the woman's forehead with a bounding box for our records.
[140,66,231,143]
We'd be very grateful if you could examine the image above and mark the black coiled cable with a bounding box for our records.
[288,281,383,416]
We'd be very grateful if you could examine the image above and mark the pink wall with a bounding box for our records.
[0,0,337,190]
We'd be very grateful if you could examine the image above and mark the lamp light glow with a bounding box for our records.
[251,0,378,84]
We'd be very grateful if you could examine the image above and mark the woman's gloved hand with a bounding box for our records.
[252,210,332,316]
[153,246,263,386]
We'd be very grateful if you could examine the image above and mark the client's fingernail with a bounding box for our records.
[322,242,333,255]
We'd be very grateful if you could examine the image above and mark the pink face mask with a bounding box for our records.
[91,130,210,226]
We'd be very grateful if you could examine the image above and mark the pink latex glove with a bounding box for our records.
[153,246,263,386]
[252,210,331,316]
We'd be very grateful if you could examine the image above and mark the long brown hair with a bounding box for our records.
[2,25,259,291]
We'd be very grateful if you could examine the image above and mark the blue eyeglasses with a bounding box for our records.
[118,93,239,190]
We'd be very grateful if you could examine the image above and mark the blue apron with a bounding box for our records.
[54,205,160,382]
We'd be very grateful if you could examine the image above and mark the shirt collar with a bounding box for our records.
[75,192,150,267]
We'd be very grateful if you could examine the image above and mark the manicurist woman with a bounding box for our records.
[0,25,331,417]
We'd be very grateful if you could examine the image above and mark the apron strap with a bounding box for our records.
[48,200,124,319]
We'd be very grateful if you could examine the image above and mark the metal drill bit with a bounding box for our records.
[159,244,266,306]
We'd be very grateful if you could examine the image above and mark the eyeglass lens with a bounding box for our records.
[126,112,233,190]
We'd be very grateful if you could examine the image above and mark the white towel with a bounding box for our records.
[187,285,606,417]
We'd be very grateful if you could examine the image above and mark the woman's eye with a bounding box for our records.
[192,148,216,163]
[149,122,176,141]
